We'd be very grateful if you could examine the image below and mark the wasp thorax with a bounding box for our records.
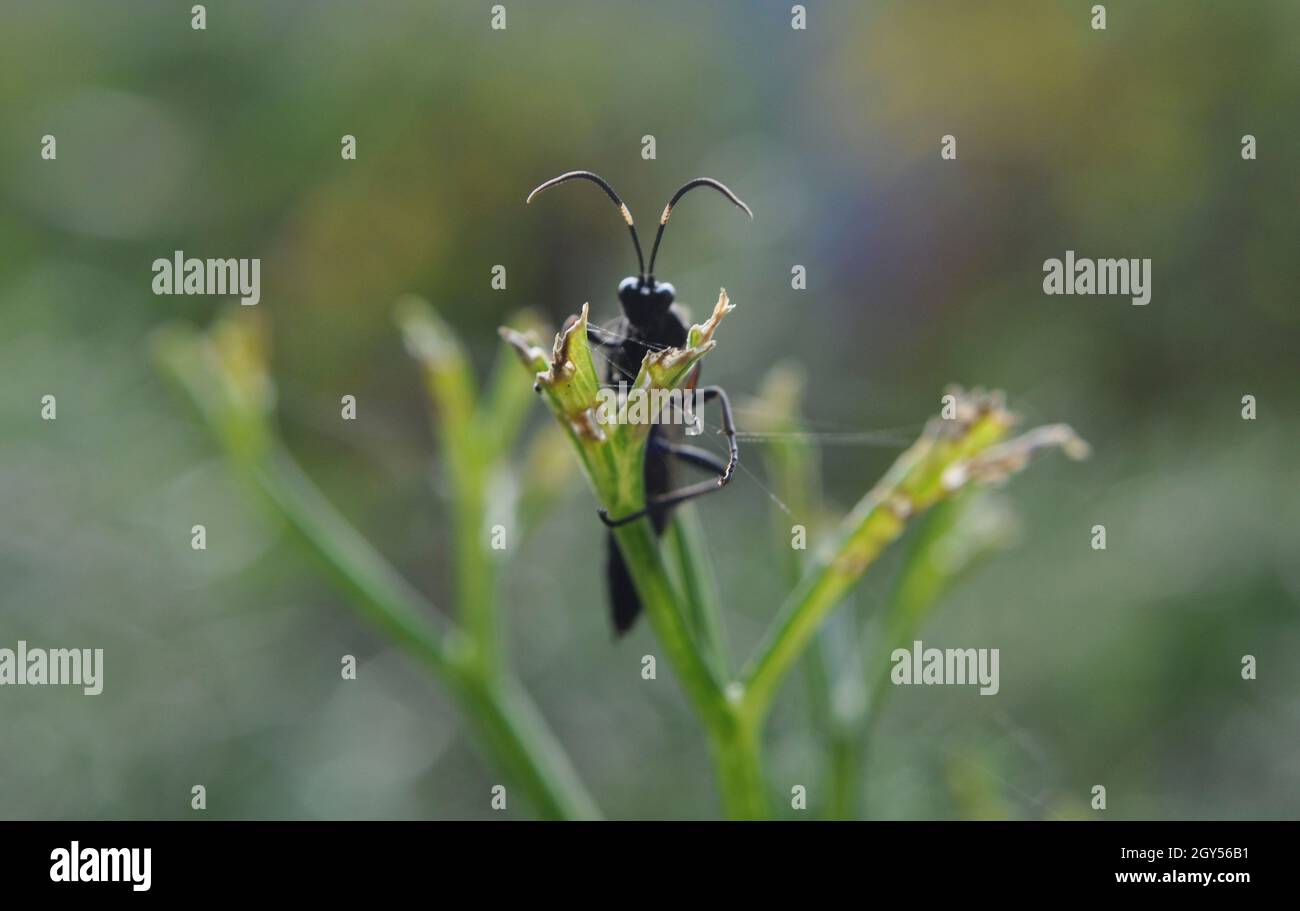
[618,277,676,328]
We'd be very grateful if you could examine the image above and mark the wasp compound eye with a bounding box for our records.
[651,281,676,308]
[618,276,641,305]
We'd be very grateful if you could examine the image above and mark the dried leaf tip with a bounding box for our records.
[941,423,1091,491]
[542,303,589,382]
[498,325,548,372]
[688,288,734,348]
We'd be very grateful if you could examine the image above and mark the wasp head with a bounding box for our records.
[618,277,676,329]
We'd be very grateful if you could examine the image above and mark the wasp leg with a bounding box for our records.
[597,386,738,527]
[653,439,728,474]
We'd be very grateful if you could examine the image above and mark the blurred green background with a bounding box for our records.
[2,0,1297,819]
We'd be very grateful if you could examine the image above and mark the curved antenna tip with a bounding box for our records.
[524,170,645,275]
[647,176,754,275]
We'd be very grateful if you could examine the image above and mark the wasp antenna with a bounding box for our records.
[646,177,753,279]
[526,170,646,277]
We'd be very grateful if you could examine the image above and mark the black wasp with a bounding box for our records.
[526,170,752,635]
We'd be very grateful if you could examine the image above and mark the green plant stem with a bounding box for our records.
[397,301,605,816]
[254,455,453,674]
[448,446,497,671]
[451,665,600,821]
[741,491,907,723]
[708,712,769,820]
[665,507,731,678]
[611,521,727,725]
[397,297,511,674]
[740,407,1018,724]
[862,500,966,727]
[611,519,770,818]
[826,733,865,819]
[801,615,868,819]
[851,495,1008,814]
[252,450,600,820]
